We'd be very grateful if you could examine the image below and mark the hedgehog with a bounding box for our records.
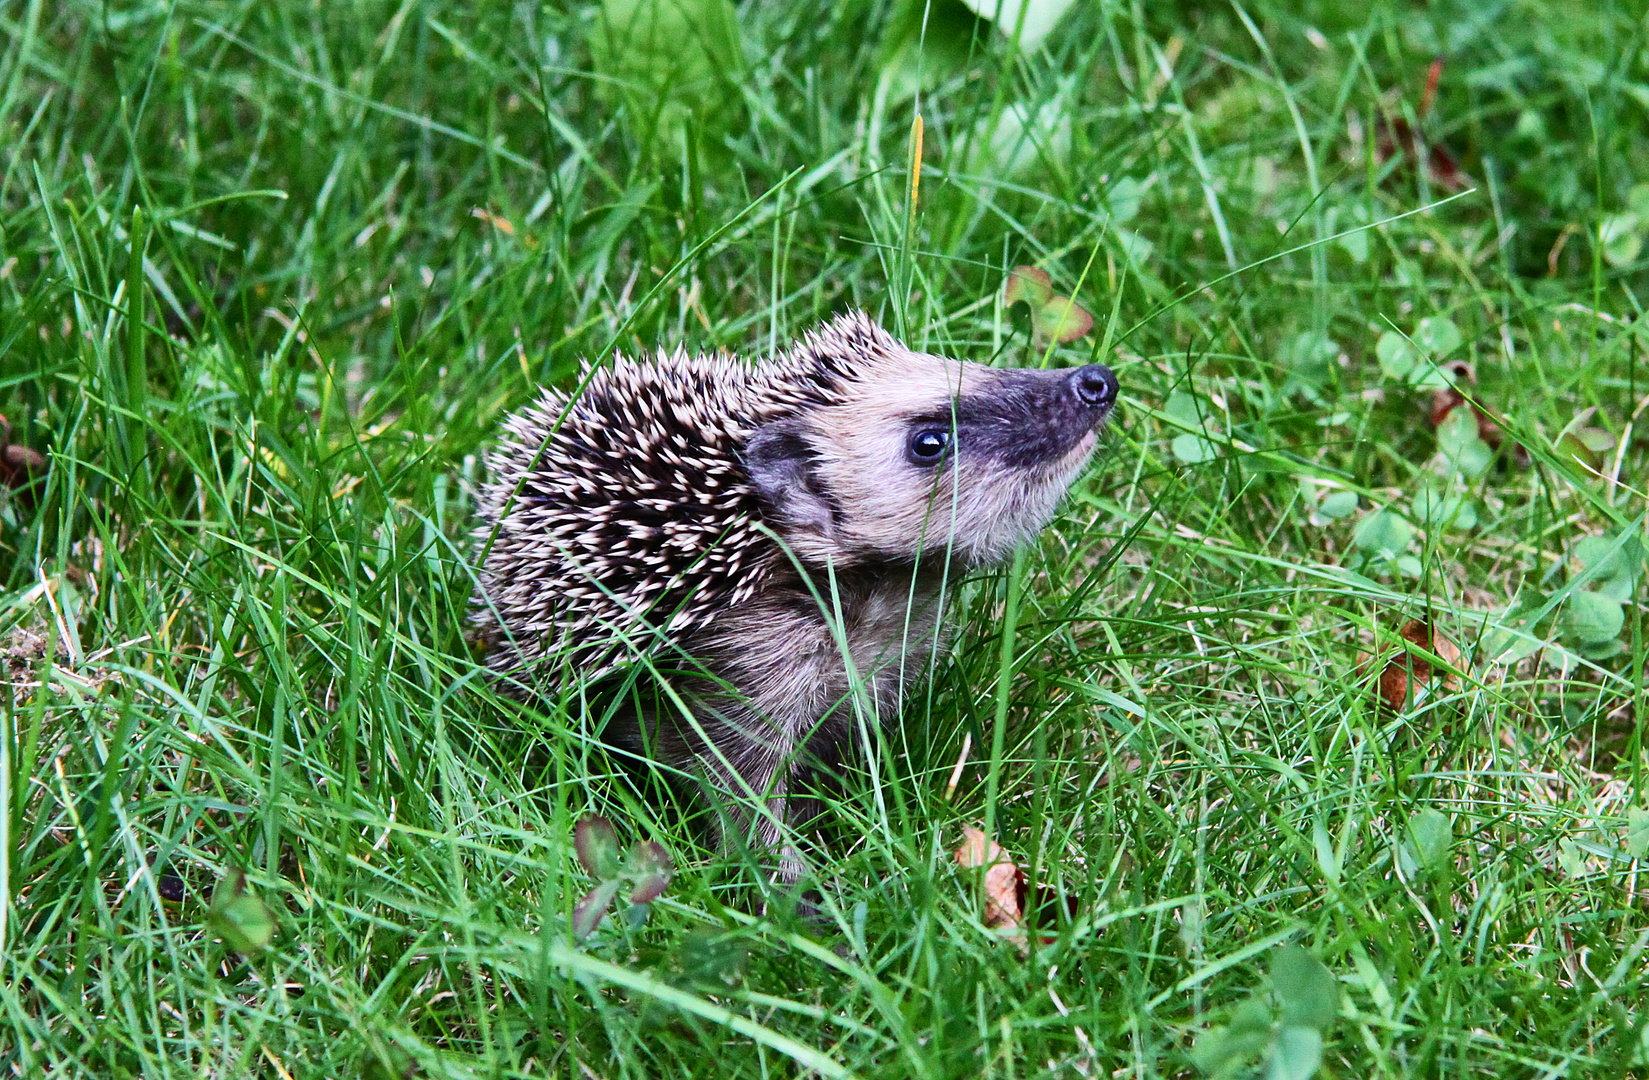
[473,311,1117,890]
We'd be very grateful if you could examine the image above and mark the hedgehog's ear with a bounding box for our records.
[744,420,836,538]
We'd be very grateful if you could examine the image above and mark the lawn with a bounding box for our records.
[3,0,1648,1076]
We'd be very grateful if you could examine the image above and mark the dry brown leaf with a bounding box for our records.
[0,416,46,505]
[955,825,1024,931]
[1428,385,1464,430]
[469,207,516,236]
[1359,619,1462,712]
[1374,57,1469,192]
[1427,360,1478,428]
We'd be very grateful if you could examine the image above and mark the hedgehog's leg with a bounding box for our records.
[693,700,821,893]
[630,683,805,885]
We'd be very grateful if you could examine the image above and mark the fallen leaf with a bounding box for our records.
[1359,619,1461,712]
[469,206,516,236]
[955,825,1025,930]
[1373,57,1469,192]
[1379,118,1465,191]
[0,415,46,504]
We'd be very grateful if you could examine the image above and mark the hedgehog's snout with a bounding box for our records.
[1071,364,1118,414]
[973,362,1118,472]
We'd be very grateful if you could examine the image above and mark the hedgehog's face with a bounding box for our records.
[744,348,1118,568]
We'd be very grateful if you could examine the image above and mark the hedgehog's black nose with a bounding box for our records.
[1071,364,1118,410]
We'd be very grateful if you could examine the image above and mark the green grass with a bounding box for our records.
[3,0,1648,1076]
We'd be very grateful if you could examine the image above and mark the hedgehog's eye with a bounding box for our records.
[906,427,952,466]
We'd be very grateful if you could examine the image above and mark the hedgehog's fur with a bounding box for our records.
[474,311,1117,891]
[474,321,865,679]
